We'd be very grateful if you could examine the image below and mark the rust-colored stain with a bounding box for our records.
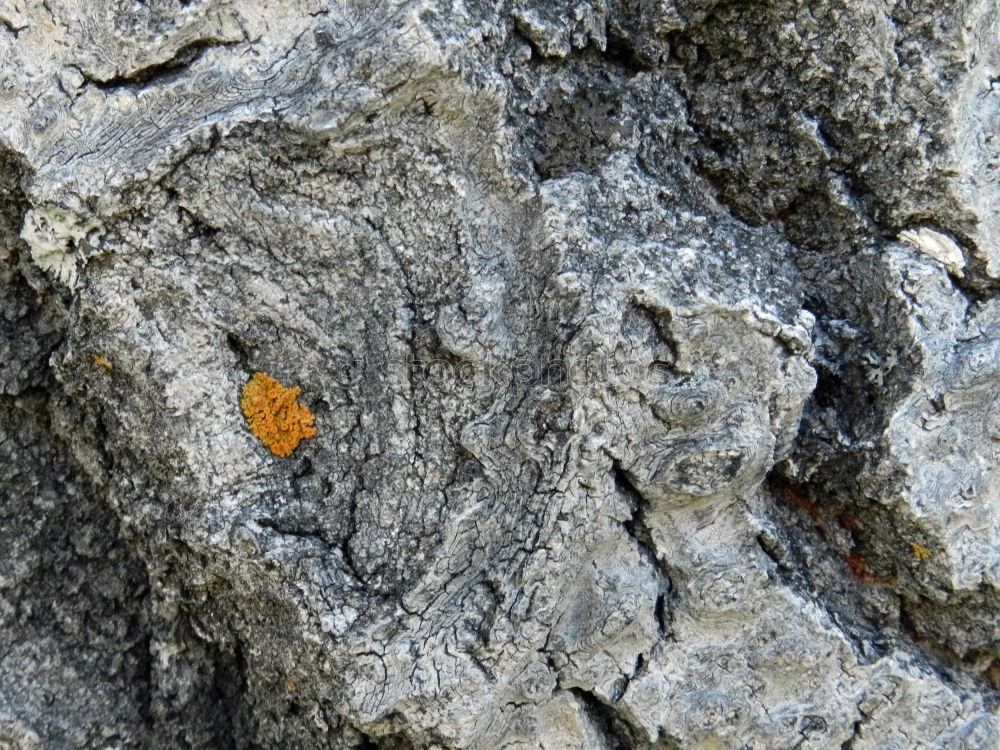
[838,511,864,533]
[780,485,829,540]
[781,485,822,518]
[778,484,901,587]
[241,372,316,457]
[845,551,896,586]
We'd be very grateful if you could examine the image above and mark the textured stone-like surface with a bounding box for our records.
[2,0,999,747]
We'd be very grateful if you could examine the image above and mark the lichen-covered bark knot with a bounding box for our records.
[240,372,316,457]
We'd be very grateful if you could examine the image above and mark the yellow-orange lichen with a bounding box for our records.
[91,353,114,371]
[241,372,316,457]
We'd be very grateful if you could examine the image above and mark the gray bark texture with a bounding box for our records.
[1,0,1000,747]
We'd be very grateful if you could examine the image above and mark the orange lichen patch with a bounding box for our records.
[91,353,114,371]
[911,543,933,560]
[285,680,297,691]
[240,372,316,457]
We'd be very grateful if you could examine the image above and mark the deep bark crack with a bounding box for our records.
[75,38,240,92]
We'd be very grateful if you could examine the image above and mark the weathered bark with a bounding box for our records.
[1,1,999,747]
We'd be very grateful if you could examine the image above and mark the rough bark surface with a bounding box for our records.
[2,1,1000,747]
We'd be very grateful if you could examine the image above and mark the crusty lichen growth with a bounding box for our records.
[240,372,316,457]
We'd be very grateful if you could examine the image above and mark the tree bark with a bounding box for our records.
[1,1,999,747]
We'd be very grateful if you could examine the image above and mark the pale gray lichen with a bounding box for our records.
[19,206,101,289]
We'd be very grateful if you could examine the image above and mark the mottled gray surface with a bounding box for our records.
[2,1,1000,748]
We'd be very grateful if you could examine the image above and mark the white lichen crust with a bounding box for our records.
[19,206,100,288]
